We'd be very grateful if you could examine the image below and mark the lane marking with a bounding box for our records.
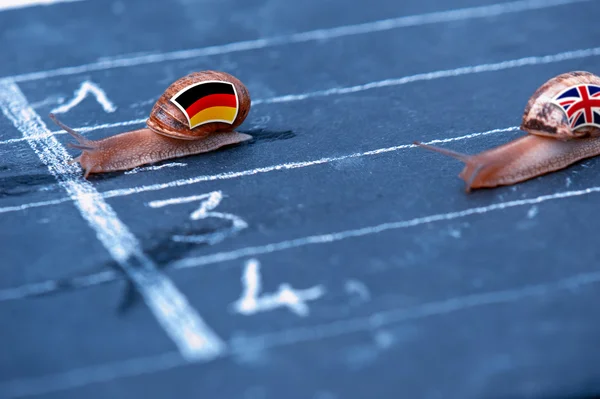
[0,271,117,301]
[3,268,600,397]
[252,47,600,105]
[3,0,593,82]
[0,118,146,146]
[2,181,598,302]
[170,186,600,270]
[0,0,81,11]
[0,126,519,216]
[242,269,600,349]
[148,193,217,208]
[2,43,599,148]
[0,79,225,361]
[124,162,187,175]
[30,95,65,109]
[0,351,186,398]
[0,197,71,214]
[100,127,520,198]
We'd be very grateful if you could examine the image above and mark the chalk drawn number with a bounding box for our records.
[149,191,248,245]
[230,258,325,317]
[51,80,117,114]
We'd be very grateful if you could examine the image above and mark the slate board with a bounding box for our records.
[1,0,600,398]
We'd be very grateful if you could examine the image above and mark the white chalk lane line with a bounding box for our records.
[1,178,597,303]
[0,118,147,146]
[98,127,520,198]
[0,351,187,398]
[1,43,599,148]
[0,80,225,361]
[0,126,519,217]
[0,197,71,214]
[0,270,118,302]
[0,0,82,12]
[2,267,600,398]
[252,47,600,105]
[169,185,600,270]
[236,267,600,350]
[3,0,594,83]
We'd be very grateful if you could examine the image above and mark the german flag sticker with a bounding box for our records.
[170,80,239,129]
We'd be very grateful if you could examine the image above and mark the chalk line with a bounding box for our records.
[30,95,65,109]
[0,126,519,216]
[170,186,600,269]
[100,126,520,198]
[0,79,225,361]
[3,42,598,148]
[0,118,146,146]
[3,268,600,397]
[243,268,600,349]
[0,351,186,398]
[0,271,117,302]
[124,162,187,175]
[3,0,592,82]
[0,197,71,214]
[252,47,600,105]
[0,0,81,11]
[2,180,598,303]
[51,118,147,134]
[148,192,215,208]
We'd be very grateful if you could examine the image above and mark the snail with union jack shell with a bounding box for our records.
[415,71,600,191]
[49,70,252,178]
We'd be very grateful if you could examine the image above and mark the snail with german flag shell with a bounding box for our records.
[49,71,252,178]
[415,71,600,192]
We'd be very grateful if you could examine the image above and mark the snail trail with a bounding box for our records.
[0,171,60,197]
[67,129,295,181]
[242,128,296,143]
[12,262,143,316]
[114,218,248,312]
[144,217,245,265]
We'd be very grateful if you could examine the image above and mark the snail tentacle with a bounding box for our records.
[413,142,470,162]
[49,113,98,151]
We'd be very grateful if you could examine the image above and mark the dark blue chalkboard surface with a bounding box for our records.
[1,0,600,398]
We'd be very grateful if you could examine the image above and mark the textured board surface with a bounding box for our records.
[1,0,600,398]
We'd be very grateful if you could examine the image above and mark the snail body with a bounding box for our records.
[50,70,252,178]
[416,71,600,191]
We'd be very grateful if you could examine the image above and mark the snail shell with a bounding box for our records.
[148,70,251,140]
[49,70,252,178]
[522,71,600,139]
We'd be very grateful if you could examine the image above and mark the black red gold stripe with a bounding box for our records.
[171,81,239,128]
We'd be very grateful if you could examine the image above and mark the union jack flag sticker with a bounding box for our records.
[551,84,600,130]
